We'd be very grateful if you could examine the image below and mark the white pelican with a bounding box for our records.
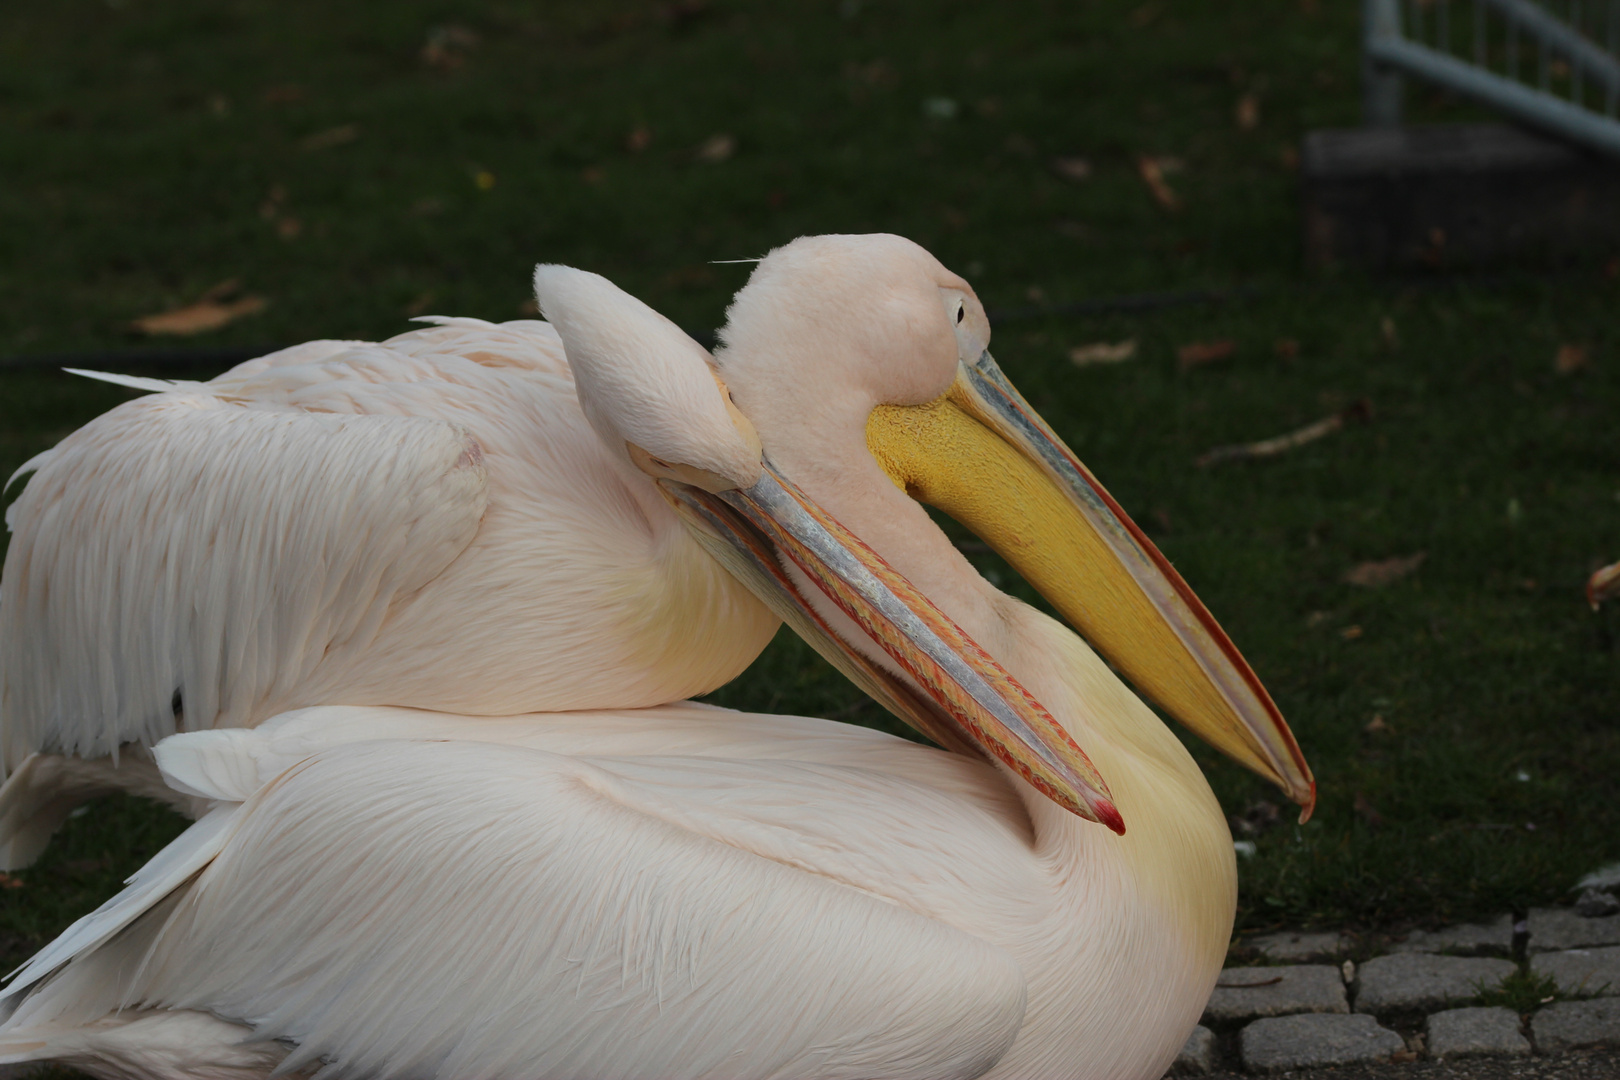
[0,242,1312,1080]
[0,315,777,866]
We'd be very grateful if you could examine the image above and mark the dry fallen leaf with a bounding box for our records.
[1344,552,1426,588]
[1587,559,1620,610]
[261,83,304,105]
[1354,792,1384,828]
[1177,339,1235,369]
[1341,624,1364,641]
[300,123,359,152]
[1555,343,1589,374]
[1195,399,1372,468]
[1051,156,1093,182]
[422,24,480,70]
[1069,339,1138,367]
[131,280,269,337]
[1235,92,1260,130]
[1365,714,1391,734]
[696,133,735,162]
[1136,155,1180,211]
[0,873,21,889]
[1130,2,1162,26]
[626,125,652,152]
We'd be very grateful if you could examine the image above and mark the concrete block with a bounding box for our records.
[1390,915,1514,955]
[1249,930,1345,962]
[1169,1025,1217,1074]
[1425,1006,1530,1058]
[1533,998,1620,1052]
[1532,946,1620,996]
[1354,953,1516,1014]
[1301,123,1620,270]
[1203,965,1348,1024]
[1528,907,1620,952]
[1241,1013,1404,1073]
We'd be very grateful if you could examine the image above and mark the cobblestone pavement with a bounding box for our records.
[1195,1046,1620,1079]
[1170,887,1620,1076]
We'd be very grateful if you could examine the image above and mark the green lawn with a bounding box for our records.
[1,0,1618,987]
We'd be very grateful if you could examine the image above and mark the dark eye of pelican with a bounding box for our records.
[955,302,965,325]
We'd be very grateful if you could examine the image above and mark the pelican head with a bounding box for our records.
[536,241,1313,834]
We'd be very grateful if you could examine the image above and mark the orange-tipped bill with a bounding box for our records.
[662,465,1124,833]
[864,350,1315,820]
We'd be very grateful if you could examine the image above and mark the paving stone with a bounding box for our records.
[1425,1006,1531,1058]
[1240,1013,1405,1073]
[1531,946,1620,996]
[1533,998,1620,1051]
[1578,862,1620,891]
[1389,914,1514,955]
[1169,1025,1216,1074]
[1203,965,1348,1024]
[1249,930,1345,962]
[1527,907,1620,951]
[1576,888,1620,918]
[1353,953,1516,1014]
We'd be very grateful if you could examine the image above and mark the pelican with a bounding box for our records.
[0,314,778,866]
[0,239,1312,1080]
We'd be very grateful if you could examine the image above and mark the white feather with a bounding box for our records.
[0,320,778,859]
[61,370,195,394]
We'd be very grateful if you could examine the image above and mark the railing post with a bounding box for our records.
[1365,0,1406,125]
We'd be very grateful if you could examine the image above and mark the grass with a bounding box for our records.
[1474,969,1565,1015]
[1,0,1618,995]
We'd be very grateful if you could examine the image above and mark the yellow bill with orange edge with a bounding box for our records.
[662,463,1125,834]
[865,350,1315,820]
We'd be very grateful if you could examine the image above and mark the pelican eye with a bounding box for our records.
[955,302,965,325]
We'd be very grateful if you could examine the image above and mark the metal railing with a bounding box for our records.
[1364,0,1620,157]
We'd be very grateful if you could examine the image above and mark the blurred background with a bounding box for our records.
[0,0,1617,966]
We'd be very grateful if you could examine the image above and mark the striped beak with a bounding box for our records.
[663,466,1124,832]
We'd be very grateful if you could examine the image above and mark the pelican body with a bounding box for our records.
[0,237,1313,1080]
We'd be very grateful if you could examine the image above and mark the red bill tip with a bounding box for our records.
[1095,799,1126,836]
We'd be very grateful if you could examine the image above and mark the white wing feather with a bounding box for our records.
[0,805,236,999]
[1,320,776,780]
[0,392,489,767]
[60,370,196,395]
[7,738,1029,1080]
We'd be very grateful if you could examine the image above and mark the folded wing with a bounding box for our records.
[6,738,1030,1080]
